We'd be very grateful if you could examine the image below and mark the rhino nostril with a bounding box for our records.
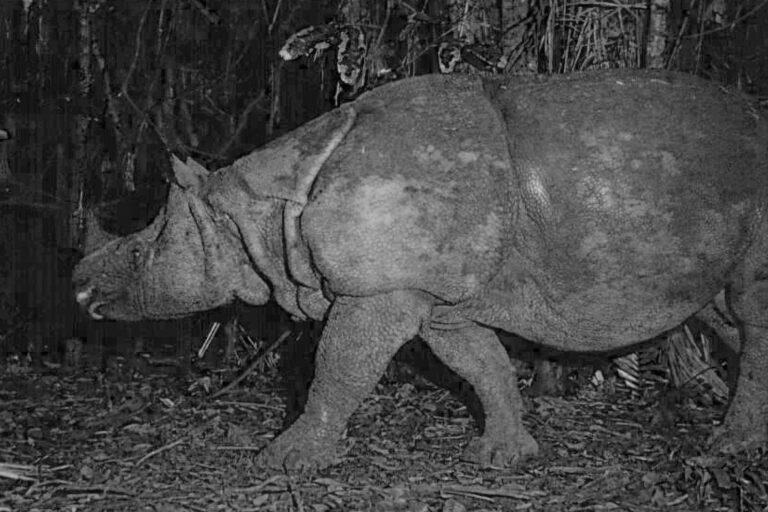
[75,286,94,305]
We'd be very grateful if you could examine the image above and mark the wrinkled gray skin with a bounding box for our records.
[74,70,768,470]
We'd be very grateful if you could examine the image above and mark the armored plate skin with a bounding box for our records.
[74,70,768,470]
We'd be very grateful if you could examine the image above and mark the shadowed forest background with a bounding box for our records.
[0,0,766,371]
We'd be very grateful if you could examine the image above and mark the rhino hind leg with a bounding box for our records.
[422,324,539,467]
[694,292,740,354]
[714,235,768,453]
[256,290,431,470]
[694,295,741,389]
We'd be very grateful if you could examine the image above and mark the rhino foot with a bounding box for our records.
[709,421,768,455]
[420,323,540,468]
[462,429,540,468]
[256,419,345,471]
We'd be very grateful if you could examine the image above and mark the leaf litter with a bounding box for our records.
[1,358,766,511]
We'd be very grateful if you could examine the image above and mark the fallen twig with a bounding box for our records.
[0,462,37,481]
[210,330,293,399]
[135,438,185,466]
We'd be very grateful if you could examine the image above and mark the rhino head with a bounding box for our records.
[73,156,272,321]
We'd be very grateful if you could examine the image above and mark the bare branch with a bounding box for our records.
[269,0,284,35]
[121,0,151,95]
[216,90,267,159]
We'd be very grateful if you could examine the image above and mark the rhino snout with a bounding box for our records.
[75,286,93,305]
[75,286,106,320]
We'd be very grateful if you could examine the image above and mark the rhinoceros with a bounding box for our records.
[74,69,768,470]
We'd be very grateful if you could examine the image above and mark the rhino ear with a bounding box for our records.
[171,155,209,192]
[84,209,119,254]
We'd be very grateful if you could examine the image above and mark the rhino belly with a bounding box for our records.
[471,200,759,353]
[467,70,768,352]
[476,164,763,351]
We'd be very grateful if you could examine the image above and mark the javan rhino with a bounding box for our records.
[74,70,768,470]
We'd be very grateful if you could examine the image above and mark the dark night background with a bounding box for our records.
[0,0,765,379]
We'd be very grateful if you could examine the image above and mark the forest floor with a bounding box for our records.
[1,355,767,512]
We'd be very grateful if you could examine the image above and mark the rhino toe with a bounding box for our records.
[461,429,540,468]
[256,446,335,471]
[255,420,346,471]
[709,422,768,455]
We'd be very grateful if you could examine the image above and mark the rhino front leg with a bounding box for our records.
[422,324,539,467]
[256,290,431,470]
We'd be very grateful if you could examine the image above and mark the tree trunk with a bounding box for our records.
[71,0,94,250]
[647,0,670,69]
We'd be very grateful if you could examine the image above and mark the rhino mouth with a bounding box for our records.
[87,301,107,320]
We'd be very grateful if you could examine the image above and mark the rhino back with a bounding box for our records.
[301,74,515,302]
[476,70,768,350]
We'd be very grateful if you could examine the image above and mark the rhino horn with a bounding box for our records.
[83,209,118,254]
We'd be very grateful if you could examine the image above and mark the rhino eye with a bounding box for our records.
[130,248,143,271]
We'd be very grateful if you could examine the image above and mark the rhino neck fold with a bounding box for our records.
[219,196,308,319]
[283,200,322,290]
